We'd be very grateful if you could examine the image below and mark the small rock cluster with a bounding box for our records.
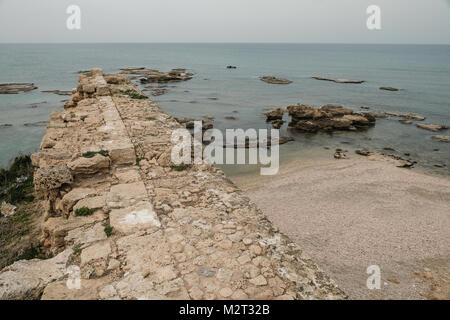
[265,104,376,133]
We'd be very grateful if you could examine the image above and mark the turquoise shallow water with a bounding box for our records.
[0,43,449,174]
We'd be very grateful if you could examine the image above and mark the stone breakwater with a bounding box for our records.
[0,69,346,300]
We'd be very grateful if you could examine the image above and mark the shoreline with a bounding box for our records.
[230,154,450,300]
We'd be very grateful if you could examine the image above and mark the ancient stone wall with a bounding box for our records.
[0,69,346,300]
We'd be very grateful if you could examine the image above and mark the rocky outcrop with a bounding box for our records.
[312,77,365,84]
[120,67,193,83]
[380,87,399,92]
[386,112,425,121]
[432,135,450,143]
[0,69,346,300]
[416,124,448,132]
[287,104,375,133]
[260,77,292,85]
[0,83,37,94]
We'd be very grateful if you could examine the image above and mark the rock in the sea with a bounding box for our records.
[416,123,448,132]
[0,83,38,94]
[226,66,237,69]
[41,90,72,96]
[312,77,365,84]
[386,112,425,121]
[334,151,348,159]
[431,135,450,143]
[260,77,292,85]
[287,104,375,133]
[0,201,17,217]
[121,68,193,83]
[0,124,13,128]
[271,119,285,129]
[225,116,237,120]
[264,107,284,121]
[399,119,413,125]
[355,150,373,156]
[380,87,399,92]
[224,137,294,148]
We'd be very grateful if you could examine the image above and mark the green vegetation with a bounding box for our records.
[136,157,145,165]
[82,150,109,158]
[146,117,157,121]
[170,164,191,172]
[0,155,34,205]
[17,244,52,261]
[104,224,113,237]
[121,89,148,100]
[74,206,95,217]
[73,244,83,256]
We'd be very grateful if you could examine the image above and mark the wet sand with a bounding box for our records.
[230,155,450,299]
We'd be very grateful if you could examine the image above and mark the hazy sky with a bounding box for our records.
[0,0,449,44]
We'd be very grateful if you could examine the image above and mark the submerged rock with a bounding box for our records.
[226,66,237,69]
[224,137,294,149]
[386,112,425,121]
[432,135,450,143]
[416,123,448,132]
[260,77,292,85]
[41,90,72,96]
[312,77,365,84]
[380,87,399,92]
[0,83,37,94]
[287,104,375,133]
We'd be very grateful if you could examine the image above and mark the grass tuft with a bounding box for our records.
[74,207,95,217]
[121,89,148,100]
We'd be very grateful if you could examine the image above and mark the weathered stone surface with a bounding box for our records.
[80,241,111,267]
[62,188,97,213]
[68,154,110,175]
[110,202,160,234]
[34,164,73,193]
[0,249,72,300]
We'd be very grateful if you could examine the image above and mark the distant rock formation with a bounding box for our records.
[380,87,399,92]
[260,77,292,85]
[416,123,449,132]
[0,83,37,94]
[120,67,193,83]
[312,77,365,84]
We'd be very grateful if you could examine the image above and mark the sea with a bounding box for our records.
[1,43,449,176]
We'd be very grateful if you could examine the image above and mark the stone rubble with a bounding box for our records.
[0,68,346,300]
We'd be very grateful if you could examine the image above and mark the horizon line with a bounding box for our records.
[1,41,450,46]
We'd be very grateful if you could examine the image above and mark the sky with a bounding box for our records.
[0,0,449,44]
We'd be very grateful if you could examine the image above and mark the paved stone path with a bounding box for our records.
[0,69,346,300]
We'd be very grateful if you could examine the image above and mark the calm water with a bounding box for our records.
[0,43,449,174]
